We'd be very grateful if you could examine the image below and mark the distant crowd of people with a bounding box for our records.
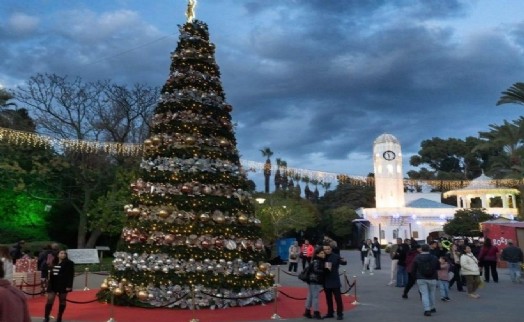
[384,236,523,316]
[291,234,523,319]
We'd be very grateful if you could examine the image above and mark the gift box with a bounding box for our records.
[12,272,42,298]
[14,258,38,273]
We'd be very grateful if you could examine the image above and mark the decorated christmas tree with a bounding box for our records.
[98,2,274,308]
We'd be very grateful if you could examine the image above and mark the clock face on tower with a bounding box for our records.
[383,150,396,161]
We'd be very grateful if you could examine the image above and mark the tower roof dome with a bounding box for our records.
[374,133,400,145]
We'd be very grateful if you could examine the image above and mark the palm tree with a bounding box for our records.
[260,147,273,193]
[274,158,282,191]
[293,172,302,197]
[280,160,288,191]
[497,82,524,106]
[302,175,311,200]
[475,120,524,177]
[310,178,320,202]
[321,181,332,195]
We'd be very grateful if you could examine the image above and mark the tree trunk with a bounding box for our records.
[86,228,102,248]
[75,189,92,248]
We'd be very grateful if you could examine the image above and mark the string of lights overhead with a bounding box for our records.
[2,126,523,190]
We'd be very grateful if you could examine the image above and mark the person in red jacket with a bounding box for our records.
[0,260,31,322]
[478,237,499,283]
[300,239,315,270]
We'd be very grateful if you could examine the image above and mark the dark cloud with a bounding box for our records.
[1,0,524,180]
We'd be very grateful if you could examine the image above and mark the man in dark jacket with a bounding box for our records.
[372,237,382,269]
[394,238,410,287]
[9,240,25,264]
[501,239,523,283]
[322,243,347,320]
[412,244,440,317]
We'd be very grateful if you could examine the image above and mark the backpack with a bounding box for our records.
[418,258,436,278]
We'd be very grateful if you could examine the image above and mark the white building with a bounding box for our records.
[356,133,519,244]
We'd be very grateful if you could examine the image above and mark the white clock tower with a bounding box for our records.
[373,133,405,208]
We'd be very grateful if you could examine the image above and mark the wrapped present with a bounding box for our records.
[12,272,42,298]
[14,257,38,273]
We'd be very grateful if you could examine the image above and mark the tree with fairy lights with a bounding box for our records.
[97,1,274,309]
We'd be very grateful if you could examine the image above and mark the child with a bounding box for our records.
[438,256,451,301]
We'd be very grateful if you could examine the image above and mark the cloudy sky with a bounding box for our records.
[1,0,524,190]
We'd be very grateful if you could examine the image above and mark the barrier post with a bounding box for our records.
[106,292,116,322]
[343,270,350,297]
[189,285,200,322]
[351,276,359,305]
[270,266,282,320]
[32,272,37,298]
[106,282,117,322]
[84,267,90,291]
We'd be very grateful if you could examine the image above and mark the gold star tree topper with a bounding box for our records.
[186,0,197,22]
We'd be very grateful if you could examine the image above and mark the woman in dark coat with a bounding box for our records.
[303,247,327,320]
[44,250,75,322]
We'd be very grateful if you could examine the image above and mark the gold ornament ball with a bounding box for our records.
[185,136,196,144]
[258,263,268,272]
[200,213,210,222]
[255,271,265,280]
[237,213,248,225]
[113,288,124,296]
[144,139,153,146]
[151,136,162,145]
[100,282,109,290]
[137,291,149,301]
[158,209,169,218]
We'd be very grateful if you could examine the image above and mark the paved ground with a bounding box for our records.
[31,249,523,321]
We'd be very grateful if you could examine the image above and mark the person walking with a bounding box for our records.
[460,245,481,299]
[288,241,300,273]
[301,240,314,270]
[402,243,421,299]
[448,244,465,292]
[372,237,382,269]
[0,262,31,322]
[395,238,410,287]
[437,256,451,302]
[0,246,14,283]
[359,239,367,267]
[388,238,400,286]
[478,237,499,283]
[412,244,440,317]
[44,250,75,322]
[501,239,523,283]
[361,239,375,275]
[322,242,347,320]
[303,247,327,320]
